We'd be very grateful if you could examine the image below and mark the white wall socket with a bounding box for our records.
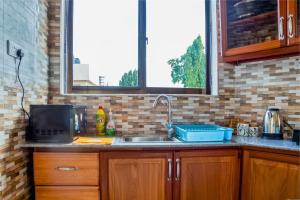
[7,40,22,58]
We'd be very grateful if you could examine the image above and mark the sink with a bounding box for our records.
[121,136,178,143]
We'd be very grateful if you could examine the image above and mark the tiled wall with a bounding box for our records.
[47,0,300,135]
[0,0,48,199]
[234,57,300,128]
[47,0,237,134]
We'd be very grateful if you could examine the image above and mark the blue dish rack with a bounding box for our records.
[175,124,233,142]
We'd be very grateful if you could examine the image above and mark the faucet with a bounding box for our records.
[153,94,174,138]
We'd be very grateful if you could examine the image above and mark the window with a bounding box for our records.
[64,0,211,94]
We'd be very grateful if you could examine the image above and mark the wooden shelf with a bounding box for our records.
[228,11,277,27]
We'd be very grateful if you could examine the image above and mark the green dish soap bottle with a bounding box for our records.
[106,108,116,136]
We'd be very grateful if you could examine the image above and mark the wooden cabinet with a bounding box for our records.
[220,0,300,63]
[242,150,300,200]
[101,150,240,200]
[101,152,173,200]
[32,148,299,200]
[34,152,99,185]
[174,150,240,200]
[34,152,100,200]
[35,186,100,200]
[287,0,300,45]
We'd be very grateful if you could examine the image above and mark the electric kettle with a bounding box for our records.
[262,108,283,139]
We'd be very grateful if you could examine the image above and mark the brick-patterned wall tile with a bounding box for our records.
[235,57,300,128]
[47,0,300,135]
[0,0,48,199]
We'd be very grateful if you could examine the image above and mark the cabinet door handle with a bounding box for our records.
[175,158,180,181]
[56,166,80,171]
[288,14,294,38]
[279,16,285,40]
[167,158,172,181]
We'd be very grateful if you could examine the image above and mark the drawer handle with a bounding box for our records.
[56,166,80,171]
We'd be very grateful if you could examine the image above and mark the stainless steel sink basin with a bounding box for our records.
[121,136,178,143]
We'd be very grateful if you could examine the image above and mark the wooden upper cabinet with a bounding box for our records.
[174,150,240,200]
[220,0,300,63]
[101,152,173,200]
[287,0,300,45]
[242,150,300,200]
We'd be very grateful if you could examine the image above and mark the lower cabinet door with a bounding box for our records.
[242,150,300,200]
[35,186,100,200]
[101,152,173,200]
[174,150,240,200]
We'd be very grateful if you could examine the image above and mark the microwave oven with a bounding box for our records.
[26,104,87,143]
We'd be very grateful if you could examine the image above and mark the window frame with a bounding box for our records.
[64,0,211,94]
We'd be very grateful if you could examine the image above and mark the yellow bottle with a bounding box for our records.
[96,105,106,136]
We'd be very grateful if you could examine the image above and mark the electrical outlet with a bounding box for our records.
[7,40,22,58]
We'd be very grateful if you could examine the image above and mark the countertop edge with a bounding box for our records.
[20,136,300,153]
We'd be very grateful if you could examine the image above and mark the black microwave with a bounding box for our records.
[26,104,87,143]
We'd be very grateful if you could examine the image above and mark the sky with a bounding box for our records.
[73,0,206,87]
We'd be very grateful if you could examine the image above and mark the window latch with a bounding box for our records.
[146,37,149,45]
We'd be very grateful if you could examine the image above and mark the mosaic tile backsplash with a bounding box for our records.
[0,0,49,199]
[47,1,300,135]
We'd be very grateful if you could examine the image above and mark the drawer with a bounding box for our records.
[35,186,100,200]
[34,152,99,186]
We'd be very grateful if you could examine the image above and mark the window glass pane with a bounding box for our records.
[146,0,207,88]
[73,0,138,87]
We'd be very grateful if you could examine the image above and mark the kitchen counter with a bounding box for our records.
[233,136,299,152]
[21,136,300,152]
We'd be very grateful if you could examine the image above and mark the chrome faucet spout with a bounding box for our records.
[153,94,173,137]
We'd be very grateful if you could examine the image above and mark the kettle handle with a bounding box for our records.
[268,112,272,119]
[283,119,294,130]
